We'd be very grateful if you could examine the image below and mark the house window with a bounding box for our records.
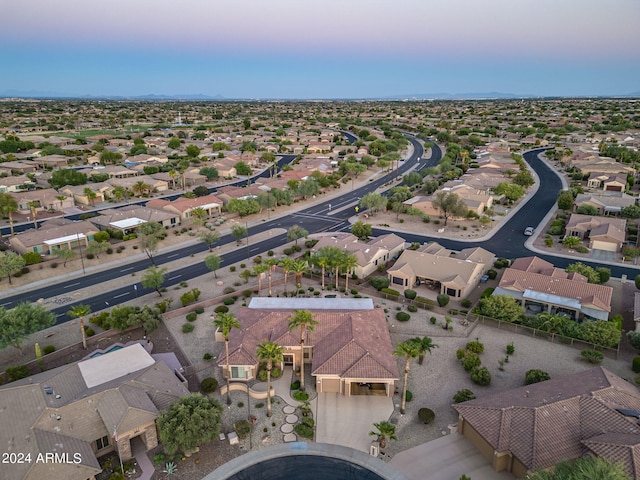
[95,435,110,450]
[392,277,403,285]
[230,366,245,379]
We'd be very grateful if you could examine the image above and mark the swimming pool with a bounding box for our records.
[89,344,124,358]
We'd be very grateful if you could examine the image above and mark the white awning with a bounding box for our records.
[523,289,582,310]
[110,217,147,229]
[44,233,86,245]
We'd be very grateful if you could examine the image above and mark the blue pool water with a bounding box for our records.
[89,345,124,358]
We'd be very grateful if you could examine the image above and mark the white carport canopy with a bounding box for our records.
[109,217,147,229]
[523,289,581,310]
[44,233,86,245]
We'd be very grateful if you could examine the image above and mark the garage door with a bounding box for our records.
[591,240,617,252]
[321,378,340,393]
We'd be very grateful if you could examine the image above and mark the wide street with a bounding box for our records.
[2,137,640,323]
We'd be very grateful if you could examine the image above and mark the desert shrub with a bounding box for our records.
[380,287,400,297]
[223,286,235,294]
[294,424,314,439]
[436,294,450,307]
[85,253,95,260]
[214,305,229,313]
[5,365,30,382]
[43,345,56,355]
[293,390,309,402]
[418,408,435,424]
[234,420,252,439]
[493,258,510,269]
[449,309,459,315]
[453,389,476,403]
[396,312,411,322]
[90,311,111,329]
[465,340,485,354]
[200,377,219,393]
[301,416,315,428]
[85,328,95,337]
[633,357,640,374]
[574,245,589,253]
[271,367,282,379]
[407,305,418,313]
[460,352,481,372]
[23,251,42,265]
[195,306,204,314]
[404,289,417,300]
[430,316,437,324]
[255,402,264,408]
[581,350,604,364]
[415,297,436,309]
[186,312,197,322]
[460,299,472,308]
[223,297,235,305]
[180,288,201,307]
[471,367,491,386]
[291,380,300,390]
[456,348,466,360]
[525,369,550,385]
[628,331,640,351]
[486,269,497,280]
[405,390,413,402]
[203,353,212,361]
[181,323,195,333]
[480,288,494,298]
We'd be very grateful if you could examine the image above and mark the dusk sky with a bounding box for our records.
[3,0,639,99]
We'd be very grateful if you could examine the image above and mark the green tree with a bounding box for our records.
[137,221,164,265]
[557,190,574,210]
[0,192,18,236]
[68,304,91,350]
[99,150,123,165]
[56,248,77,267]
[513,169,534,187]
[255,340,284,417]
[157,394,223,456]
[339,251,358,292]
[621,204,640,219]
[359,192,386,215]
[287,224,308,245]
[494,182,525,202]
[198,230,221,252]
[289,259,309,289]
[231,224,248,245]
[213,312,241,405]
[185,144,201,158]
[477,295,525,322]
[403,171,423,187]
[0,251,26,284]
[142,266,166,296]
[351,220,372,241]
[432,191,468,226]
[527,455,630,480]
[575,204,598,215]
[0,302,56,352]
[168,137,181,149]
[50,169,87,188]
[85,240,109,258]
[562,236,582,249]
[205,254,221,278]
[369,420,397,449]
[227,198,260,216]
[394,339,421,414]
[566,262,601,283]
[310,247,336,291]
[296,178,320,199]
[287,310,319,391]
[190,206,207,229]
[413,336,438,365]
[199,166,218,180]
[234,161,252,175]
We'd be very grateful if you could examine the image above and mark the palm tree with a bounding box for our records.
[394,339,422,414]
[198,230,221,252]
[369,420,397,449]
[265,258,279,296]
[213,312,241,405]
[255,340,284,417]
[112,185,126,202]
[289,259,309,289]
[310,251,329,291]
[168,169,178,189]
[414,336,438,365]
[279,257,295,293]
[287,310,319,391]
[83,187,97,206]
[55,195,67,212]
[0,192,18,236]
[253,263,269,295]
[340,252,358,293]
[68,304,91,350]
[28,201,39,230]
[313,246,342,291]
[190,207,207,230]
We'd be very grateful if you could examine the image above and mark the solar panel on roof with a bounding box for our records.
[616,408,640,418]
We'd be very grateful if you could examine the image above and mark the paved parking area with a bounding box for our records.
[315,393,394,453]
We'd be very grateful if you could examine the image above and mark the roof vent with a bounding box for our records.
[43,386,53,395]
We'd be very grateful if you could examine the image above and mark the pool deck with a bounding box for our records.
[81,340,153,360]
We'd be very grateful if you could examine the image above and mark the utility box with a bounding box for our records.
[370,440,380,457]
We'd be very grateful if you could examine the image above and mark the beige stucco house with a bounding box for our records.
[564,214,626,252]
[147,194,223,220]
[9,218,99,255]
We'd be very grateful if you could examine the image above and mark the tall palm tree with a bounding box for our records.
[252,263,269,295]
[55,195,67,212]
[213,312,241,405]
[83,187,97,206]
[287,310,319,391]
[168,169,178,189]
[310,250,330,290]
[340,252,358,293]
[68,304,91,350]
[190,207,207,230]
[289,259,309,290]
[414,336,438,365]
[265,258,279,296]
[28,201,39,230]
[0,192,18,236]
[255,340,283,417]
[112,185,126,202]
[132,180,149,197]
[369,420,397,449]
[279,257,295,293]
[394,339,421,414]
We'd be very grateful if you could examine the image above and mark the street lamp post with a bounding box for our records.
[245,221,250,260]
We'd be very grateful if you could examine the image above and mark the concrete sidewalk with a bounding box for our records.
[315,392,393,453]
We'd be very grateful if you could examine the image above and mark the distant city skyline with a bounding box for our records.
[3,0,639,99]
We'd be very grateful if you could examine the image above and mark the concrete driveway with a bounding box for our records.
[389,433,515,480]
[315,393,394,453]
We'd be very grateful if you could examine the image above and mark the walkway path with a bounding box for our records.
[131,436,155,480]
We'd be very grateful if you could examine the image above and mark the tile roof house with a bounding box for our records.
[311,232,405,278]
[573,192,635,216]
[8,218,99,255]
[387,242,495,299]
[90,205,180,233]
[454,367,640,479]
[565,214,626,252]
[147,193,223,220]
[0,343,189,480]
[217,298,399,397]
[587,172,628,192]
[0,175,35,193]
[494,256,613,320]
[11,189,75,214]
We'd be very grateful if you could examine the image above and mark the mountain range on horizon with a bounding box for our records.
[1,89,639,101]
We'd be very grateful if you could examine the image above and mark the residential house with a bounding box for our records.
[107,175,169,195]
[88,165,139,179]
[9,218,99,255]
[217,298,399,397]
[31,154,70,169]
[387,242,495,299]
[403,185,493,219]
[12,189,74,214]
[587,172,627,192]
[565,214,626,252]
[147,194,223,220]
[0,343,189,480]
[574,158,635,176]
[311,233,405,278]
[634,292,640,332]
[573,192,635,216]
[0,175,35,193]
[59,182,111,206]
[209,157,237,178]
[0,161,38,175]
[90,205,180,234]
[493,256,612,320]
[454,367,640,479]
[216,184,265,204]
